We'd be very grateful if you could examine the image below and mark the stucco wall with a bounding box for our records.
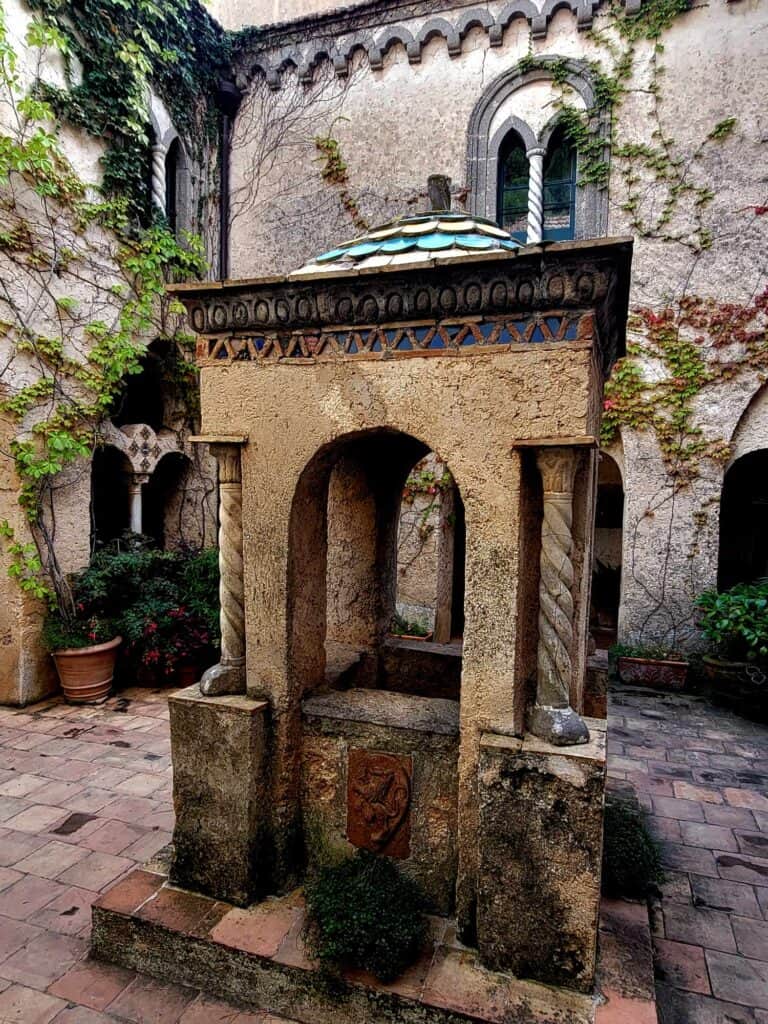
[225,0,768,650]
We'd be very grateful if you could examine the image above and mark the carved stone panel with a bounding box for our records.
[347,748,412,859]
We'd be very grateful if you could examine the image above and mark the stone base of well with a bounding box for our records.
[477,723,607,993]
[91,860,598,1024]
[169,685,269,906]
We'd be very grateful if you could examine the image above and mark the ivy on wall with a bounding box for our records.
[0,4,211,618]
[28,0,228,223]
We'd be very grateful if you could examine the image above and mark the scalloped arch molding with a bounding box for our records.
[240,0,644,90]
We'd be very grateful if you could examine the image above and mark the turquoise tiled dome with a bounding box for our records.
[291,211,521,276]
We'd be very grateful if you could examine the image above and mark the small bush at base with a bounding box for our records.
[304,850,427,982]
[602,796,664,899]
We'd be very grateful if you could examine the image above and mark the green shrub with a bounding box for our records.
[610,642,682,661]
[696,579,768,664]
[304,851,427,982]
[602,796,664,899]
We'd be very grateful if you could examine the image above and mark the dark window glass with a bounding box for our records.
[497,132,528,242]
[543,127,576,241]
[165,139,180,236]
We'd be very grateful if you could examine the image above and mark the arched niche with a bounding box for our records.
[91,445,132,548]
[591,452,624,648]
[143,451,195,550]
[718,450,768,591]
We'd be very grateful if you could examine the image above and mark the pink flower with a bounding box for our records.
[603,399,616,411]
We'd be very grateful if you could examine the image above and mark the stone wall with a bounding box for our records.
[223,0,768,651]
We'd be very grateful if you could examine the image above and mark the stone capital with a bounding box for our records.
[536,447,577,495]
[211,444,242,486]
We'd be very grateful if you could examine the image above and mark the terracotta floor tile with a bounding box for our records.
[105,974,197,1023]
[4,804,68,834]
[707,949,768,1009]
[137,885,218,935]
[93,868,164,915]
[0,915,42,961]
[48,957,135,1010]
[0,874,66,921]
[50,1007,117,1023]
[57,849,135,891]
[0,830,47,866]
[30,885,98,935]
[653,938,711,994]
[0,774,48,799]
[15,840,90,880]
[80,819,145,855]
[0,930,87,990]
[211,901,300,958]
[0,983,67,1023]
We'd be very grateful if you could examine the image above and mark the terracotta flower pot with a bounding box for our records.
[617,655,688,691]
[51,636,122,704]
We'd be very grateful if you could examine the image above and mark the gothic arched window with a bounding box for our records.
[497,131,529,242]
[543,127,576,241]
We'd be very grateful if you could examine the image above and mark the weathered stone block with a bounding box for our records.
[169,685,269,906]
[477,725,606,992]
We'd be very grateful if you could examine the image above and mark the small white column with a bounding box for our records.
[128,474,149,535]
[151,143,167,214]
[526,146,546,245]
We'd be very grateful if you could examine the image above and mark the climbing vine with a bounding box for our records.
[0,4,208,618]
[314,131,369,233]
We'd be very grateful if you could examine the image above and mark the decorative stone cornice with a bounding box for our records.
[170,238,633,375]
[232,0,649,91]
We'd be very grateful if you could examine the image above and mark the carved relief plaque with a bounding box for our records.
[347,749,412,859]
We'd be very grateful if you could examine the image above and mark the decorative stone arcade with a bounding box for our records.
[166,211,632,1000]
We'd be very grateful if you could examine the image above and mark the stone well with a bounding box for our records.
[165,210,632,995]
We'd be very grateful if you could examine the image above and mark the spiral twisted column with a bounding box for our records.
[526,146,545,245]
[151,144,167,214]
[530,447,589,745]
[200,442,246,696]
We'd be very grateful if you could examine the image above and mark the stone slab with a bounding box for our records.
[302,688,459,735]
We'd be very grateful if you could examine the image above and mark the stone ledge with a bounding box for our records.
[91,863,657,1024]
[169,684,268,716]
[91,864,595,1024]
[302,688,459,736]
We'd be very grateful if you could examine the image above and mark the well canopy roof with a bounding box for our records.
[291,210,521,277]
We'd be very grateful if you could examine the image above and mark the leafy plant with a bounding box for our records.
[696,580,768,665]
[41,611,115,652]
[602,795,664,899]
[390,613,430,638]
[610,642,684,661]
[304,851,427,982]
[41,537,219,671]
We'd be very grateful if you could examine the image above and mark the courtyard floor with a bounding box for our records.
[0,683,766,1023]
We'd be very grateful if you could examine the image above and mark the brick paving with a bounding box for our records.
[610,684,768,1023]
[0,688,290,1023]
[1,682,768,1022]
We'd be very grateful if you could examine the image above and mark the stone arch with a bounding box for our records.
[467,56,609,238]
[91,445,132,548]
[591,451,624,648]
[416,17,462,56]
[375,26,420,64]
[728,380,768,467]
[456,8,496,41]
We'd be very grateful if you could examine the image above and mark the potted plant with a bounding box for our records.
[611,642,689,690]
[389,613,433,642]
[695,580,768,711]
[42,606,121,704]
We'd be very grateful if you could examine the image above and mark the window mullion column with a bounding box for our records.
[526,146,546,244]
